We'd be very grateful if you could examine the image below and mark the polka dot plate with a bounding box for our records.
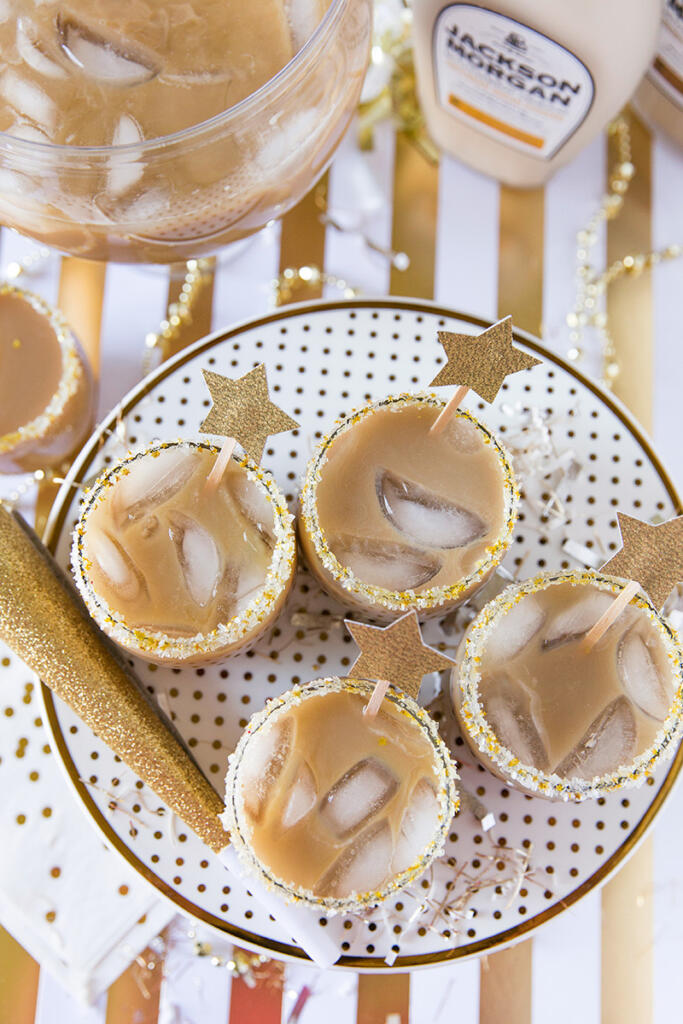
[39,300,682,968]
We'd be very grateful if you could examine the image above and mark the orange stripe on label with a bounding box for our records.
[449,95,545,149]
[105,943,164,1024]
[228,953,284,1024]
[653,56,683,99]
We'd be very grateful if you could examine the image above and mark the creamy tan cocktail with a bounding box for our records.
[0,285,94,473]
[453,570,683,800]
[72,441,297,664]
[0,0,371,261]
[299,394,518,621]
[223,677,458,912]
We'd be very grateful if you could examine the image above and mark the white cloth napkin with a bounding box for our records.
[0,640,174,1003]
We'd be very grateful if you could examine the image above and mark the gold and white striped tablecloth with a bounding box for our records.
[1,104,682,1024]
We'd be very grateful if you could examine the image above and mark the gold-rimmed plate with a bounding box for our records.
[39,299,681,969]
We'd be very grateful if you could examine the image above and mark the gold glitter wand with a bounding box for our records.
[0,503,228,853]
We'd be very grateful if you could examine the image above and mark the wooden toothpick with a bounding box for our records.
[581,579,640,653]
[363,678,392,719]
[203,436,236,494]
[429,384,470,435]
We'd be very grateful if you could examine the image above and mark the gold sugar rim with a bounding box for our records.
[0,283,85,455]
[458,569,683,801]
[299,393,519,613]
[222,675,460,914]
[71,439,297,660]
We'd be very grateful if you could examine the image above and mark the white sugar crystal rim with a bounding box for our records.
[300,393,519,612]
[221,675,460,914]
[458,569,683,801]
[71,440,297,660]
[0,283,85,455]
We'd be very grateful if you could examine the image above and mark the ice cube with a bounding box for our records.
[114,448,196,526]
[57,15,159,85]
[481,677,550,770]
[240,717,294,822]
[135,621,198,638]
[108,114,144,196]
[320,757,399,838]
[168,513,221,608]
[617,630,671,722]
[330,533,441,591]
[485,596,545,662]
[392,778,441,874]
[1,70,56,132]
[228,473,276,549]
[542,589,616,650]
[234,561,268,614]
[376,469,487,550]
[316,819,393,899]
[281,760,317,830]
[285,0,325,51]
[88,527,146,603]
[554,696,637,780]
[443,415,483,454]
[16,18,68,79]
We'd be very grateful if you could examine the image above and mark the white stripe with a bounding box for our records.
[157,922,232,1024]
[651,132,683,488]
[409,957,479,1023]
[325,119,396,299]
[531,892,601,1024]
[281,963,358,1024]
[97,263,168,419]
[212,222,281,333]
[34,970,106,1024]
[434,155,499,321]
[543,134,605,376]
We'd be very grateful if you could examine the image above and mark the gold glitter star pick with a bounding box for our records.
[200,364,299,464]
[346,611,454,714]
[429,317,541,432]
[600,512,683,610]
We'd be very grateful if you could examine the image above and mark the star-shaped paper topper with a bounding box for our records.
[199,364,299,463]
[429,316,542,405]
[600,511,683,610]
[345,611,454,701]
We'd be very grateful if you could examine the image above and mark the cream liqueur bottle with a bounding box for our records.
[633,0,683,148]
[412,0,663,185]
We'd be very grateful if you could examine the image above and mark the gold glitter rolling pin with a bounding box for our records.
[0,503,228,853]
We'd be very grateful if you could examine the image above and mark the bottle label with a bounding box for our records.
[648,0,683,111]
[432,4,594,159]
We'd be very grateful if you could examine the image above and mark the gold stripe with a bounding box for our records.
[497,186,544,335]
[480,178,545,1024]
[480,943,533,1024]
[105,941,164,1024]
[0,926,40,1024]
[357,973,410,1024]
[602,105,654,1024]
[390,133,438,299]
[606,108,653,432]
[164,259,216,362]
[278,174,328,302]
[34,257,106,538]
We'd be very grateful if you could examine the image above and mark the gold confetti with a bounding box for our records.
[200,364,299,463]
[430,316,541,405]
[346,610,454,700]
[601,512,683,610]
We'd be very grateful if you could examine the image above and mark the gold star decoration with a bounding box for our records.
[600,512,683,610]
[199,364,299,463]
[346,610,454,700]
[429,316,541,404]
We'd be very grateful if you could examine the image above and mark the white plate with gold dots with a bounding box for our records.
[38,299,682,969]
